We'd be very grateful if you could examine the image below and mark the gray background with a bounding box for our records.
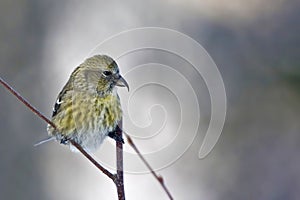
[0,0,299,199]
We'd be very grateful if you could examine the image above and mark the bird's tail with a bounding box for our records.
[34,137,55,147]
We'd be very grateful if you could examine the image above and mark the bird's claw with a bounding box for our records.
[108,131,124,144]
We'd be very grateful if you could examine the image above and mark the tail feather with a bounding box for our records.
[34,137,55,147]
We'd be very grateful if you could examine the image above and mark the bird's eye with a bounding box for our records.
[102,71,112,76]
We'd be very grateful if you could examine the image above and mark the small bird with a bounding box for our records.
[41,55,129,152]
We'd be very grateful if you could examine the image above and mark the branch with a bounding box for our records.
[0,77,56,128]
[70,140,115,180]
[115,123,125,200]
[124,133,174,200]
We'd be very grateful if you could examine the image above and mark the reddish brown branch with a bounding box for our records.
[125,134,174,200]
[0,77,56,129]
[115,123,125,200]
[70,140,115,180]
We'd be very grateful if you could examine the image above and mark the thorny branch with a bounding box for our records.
[0,77,173,200]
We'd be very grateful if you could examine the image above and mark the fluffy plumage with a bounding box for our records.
[46,55,128,152]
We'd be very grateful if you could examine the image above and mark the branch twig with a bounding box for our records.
[0,77,56,128]
[124,133,174,200]
[70,140,115,180]
[115,123,125,200]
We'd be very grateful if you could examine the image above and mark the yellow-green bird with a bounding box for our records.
[42,55,128,152]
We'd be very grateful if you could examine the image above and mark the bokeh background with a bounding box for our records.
[1,0,300,199]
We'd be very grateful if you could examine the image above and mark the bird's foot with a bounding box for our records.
[108,131,124,144]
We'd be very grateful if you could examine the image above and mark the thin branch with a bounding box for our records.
[124,133,174,200]
[0,77,56,129]
[70,140,115,180]
[115,123,125,200]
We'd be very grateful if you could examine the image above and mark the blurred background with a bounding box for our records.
[0,0,299,199]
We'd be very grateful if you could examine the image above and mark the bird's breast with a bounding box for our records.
[49,92,122,139]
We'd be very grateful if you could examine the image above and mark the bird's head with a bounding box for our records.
[72,55,129,95]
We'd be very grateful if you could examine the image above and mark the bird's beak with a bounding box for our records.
[116,75,129,91]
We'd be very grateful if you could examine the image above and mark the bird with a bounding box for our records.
[38,55,129,152]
